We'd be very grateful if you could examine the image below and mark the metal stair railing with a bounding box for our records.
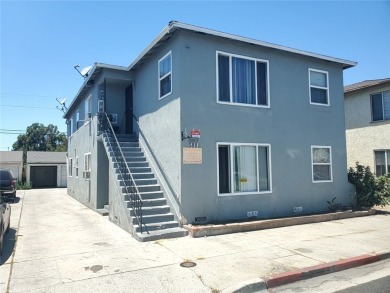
[100,112,143,233]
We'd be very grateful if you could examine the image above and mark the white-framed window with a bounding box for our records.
[68,158,73,177]
[68,118,73,137]
[76,110,80,130]
[75,156,79,178]
[85,95,92,123]
[311,146,332,182]
[309,68,329,106]
[217,51,269,107]
[217,143,271,195]
[84,152,91,180]
[374,150,390,177]
[371,91,390,122]
[158,51,172,99]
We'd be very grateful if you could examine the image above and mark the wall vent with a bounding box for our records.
[247,211,258,217]
[293,206,303,213]
[194,216,207,224]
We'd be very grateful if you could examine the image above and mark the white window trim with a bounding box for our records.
[216,51,271,108]
[85,95,92,124]
[374,149,390,176]
[311,145,333,183]
[371,91,390,122]
[158,51,172,100]
[84,152,91,180]
[309,68,330,106]
[68,158,73,177]
[75,156,79,178]
[217,142,272,196]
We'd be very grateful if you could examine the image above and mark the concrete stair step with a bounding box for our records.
[141,197,167,207]
[135,227,188,242]
[127,161,149,168]
[135,221,179,233]
[129,167,152,173]
[134,205,171,216]
[134,178,157,185]
[137,185,161,193]
[132,173,155,179]
[133,213,175,224]
[139,191,164,200]
[96,208,109,217]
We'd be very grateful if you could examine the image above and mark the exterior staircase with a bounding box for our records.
[103,133,188,242]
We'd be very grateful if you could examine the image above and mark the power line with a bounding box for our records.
[0,92,57,99]
[0,129,25,131]
[1,104,56,110]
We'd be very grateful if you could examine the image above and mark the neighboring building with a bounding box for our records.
[26,151,67,188]
[0,151,23,180]
[64,21,356,241]
[344,78,390,176]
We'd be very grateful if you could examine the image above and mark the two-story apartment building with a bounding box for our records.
[64,21,356,241]
[344,78,390,176]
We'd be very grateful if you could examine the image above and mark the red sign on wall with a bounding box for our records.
[190,129,200,138]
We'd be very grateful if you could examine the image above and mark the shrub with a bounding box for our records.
[348,163,390,208]
[15,181,33,190]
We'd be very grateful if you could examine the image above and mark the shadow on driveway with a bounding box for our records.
[1,228,16,265]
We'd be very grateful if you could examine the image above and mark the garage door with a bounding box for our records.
[30,166,57,188]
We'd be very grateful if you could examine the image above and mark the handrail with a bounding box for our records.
[101,112,143,233]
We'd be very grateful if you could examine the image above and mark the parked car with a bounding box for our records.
[0,195,11,265]
[0,169,17,202]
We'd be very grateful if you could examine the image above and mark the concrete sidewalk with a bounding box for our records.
[1,189,389,293]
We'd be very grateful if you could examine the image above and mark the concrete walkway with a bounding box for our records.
[1,189,389,293]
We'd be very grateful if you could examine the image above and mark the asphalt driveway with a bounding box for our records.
[1,189,390,293]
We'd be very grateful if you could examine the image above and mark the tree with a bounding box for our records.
[12,123,67,153]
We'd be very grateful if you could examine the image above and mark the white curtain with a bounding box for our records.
[232,58,256,104]
[234,146,257,192]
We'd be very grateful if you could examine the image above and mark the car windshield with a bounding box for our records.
[0,170,12,180]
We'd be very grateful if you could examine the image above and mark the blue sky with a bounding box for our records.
[1,0,389,150]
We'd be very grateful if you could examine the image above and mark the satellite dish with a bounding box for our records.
[80,66,92,77]
[74,64,92,79]
[59,98,67,105]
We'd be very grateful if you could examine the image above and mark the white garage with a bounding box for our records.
[26,152,67,188]
[0,151,23,180]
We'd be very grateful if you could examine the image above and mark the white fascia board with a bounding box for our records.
[127,25,172,71]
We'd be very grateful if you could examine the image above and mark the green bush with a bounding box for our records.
[15,181,33,190]
[348,163,390,208]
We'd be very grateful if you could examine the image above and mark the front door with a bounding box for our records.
[125,85,133,134]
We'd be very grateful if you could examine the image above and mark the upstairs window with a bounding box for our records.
[85,95,92,122]
[375,150,390,177]
[217,52,269,107]
[371,91,390,122]
[309,69,329,105]
[312,146,332,182]
[158,51,172,99]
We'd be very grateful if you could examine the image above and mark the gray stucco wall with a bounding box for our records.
[67,117,101,209]
[174,30,352,223]
[132,41,182,203]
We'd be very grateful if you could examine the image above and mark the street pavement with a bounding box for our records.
[1,189,389,293]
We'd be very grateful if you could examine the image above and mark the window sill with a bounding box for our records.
[217,101,270,108]
[312,180,333,183]
[218,190,272,196]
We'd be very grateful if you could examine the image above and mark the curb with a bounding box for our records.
[265,251,390,289]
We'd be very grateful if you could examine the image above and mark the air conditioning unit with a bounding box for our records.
[109,113,118,124]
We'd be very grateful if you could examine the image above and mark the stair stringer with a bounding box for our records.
[138,134,182,225]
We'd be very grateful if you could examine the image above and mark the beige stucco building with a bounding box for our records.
[344,78,390,176]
